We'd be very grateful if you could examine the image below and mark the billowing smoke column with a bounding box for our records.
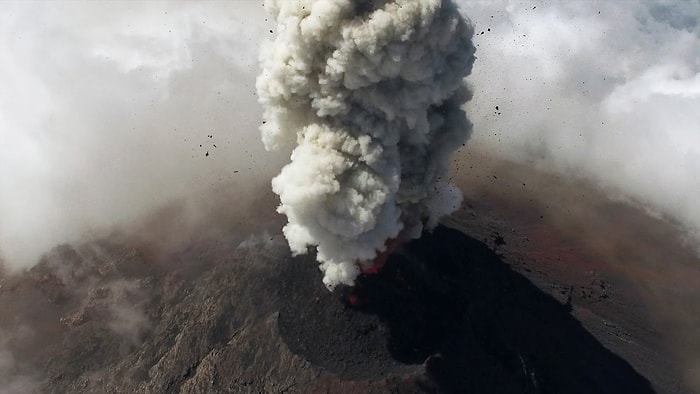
[257,0,475,289]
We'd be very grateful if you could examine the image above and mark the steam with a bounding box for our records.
[0,332,39,394]
[257,0,476,289]
[0,2,277,270]
[458,0,700,243]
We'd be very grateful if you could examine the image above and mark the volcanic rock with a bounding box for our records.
[0,219,656,393]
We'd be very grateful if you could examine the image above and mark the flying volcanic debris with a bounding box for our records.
[257,0,476,289]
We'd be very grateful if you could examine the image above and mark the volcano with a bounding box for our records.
[1,154,698,393]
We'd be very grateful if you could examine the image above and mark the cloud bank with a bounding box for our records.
[1,0,698,279]
[0,2,276,269]
[457,0,700,241]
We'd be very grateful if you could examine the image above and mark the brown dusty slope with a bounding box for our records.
[450,150,700,393]
[0,152,696,393]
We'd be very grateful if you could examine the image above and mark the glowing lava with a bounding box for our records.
[360,236,404,276]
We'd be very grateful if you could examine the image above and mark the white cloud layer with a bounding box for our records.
[0,2,275,268]
[458,0,700,239]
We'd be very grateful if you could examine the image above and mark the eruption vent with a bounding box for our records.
[257,0,476,289]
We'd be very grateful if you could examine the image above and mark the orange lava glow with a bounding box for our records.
[360,235,404,275]
[348,294,360,306]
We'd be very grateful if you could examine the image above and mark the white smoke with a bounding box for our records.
[257,0,476,289]
[457,0,700,244]
[0,2,277,270]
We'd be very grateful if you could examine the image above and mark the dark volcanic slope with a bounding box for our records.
[0,218,655,393]
[278,226,654,394]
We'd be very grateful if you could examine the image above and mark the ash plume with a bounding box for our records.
[257,0,476,289]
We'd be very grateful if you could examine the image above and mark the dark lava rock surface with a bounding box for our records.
[277,225,654,394]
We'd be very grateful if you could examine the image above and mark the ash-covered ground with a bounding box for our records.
[1,154,699,393]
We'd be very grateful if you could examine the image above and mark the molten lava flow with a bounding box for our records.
[360,236,404,276]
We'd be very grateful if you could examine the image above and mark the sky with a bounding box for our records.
[0,0,699,269]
